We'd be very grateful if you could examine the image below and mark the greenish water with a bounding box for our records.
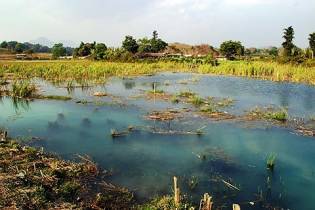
[1,73,315,209]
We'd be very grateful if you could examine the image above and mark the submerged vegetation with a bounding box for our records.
[267,154,277,171]
[247,107,288,122]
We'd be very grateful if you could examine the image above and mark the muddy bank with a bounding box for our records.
[0,135,135,209]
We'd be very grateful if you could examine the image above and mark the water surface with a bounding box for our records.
[1,73,315,209]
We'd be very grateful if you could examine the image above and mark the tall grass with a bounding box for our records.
[1,60,315,85]
[198,61,315,85]
[0,61,195,81]
[11,80,36,98]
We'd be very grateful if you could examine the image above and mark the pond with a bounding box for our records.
[1,73,315,209]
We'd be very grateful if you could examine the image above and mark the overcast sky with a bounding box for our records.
[0,0,314,48]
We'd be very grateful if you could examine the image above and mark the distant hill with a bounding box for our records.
[30,37,54,47]
[164,43,220,57]
[30,37,76,48]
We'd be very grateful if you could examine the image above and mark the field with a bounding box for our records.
[1,60,315,85]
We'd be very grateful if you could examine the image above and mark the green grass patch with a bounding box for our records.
[177,90,196,98]
[265,110,288,122]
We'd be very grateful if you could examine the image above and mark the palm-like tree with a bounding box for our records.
[282,26,295,56]
[309,32,315,58]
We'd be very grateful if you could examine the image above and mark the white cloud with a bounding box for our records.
[0,0,313,48]
[155,0,213,13]
[224,0,274,6]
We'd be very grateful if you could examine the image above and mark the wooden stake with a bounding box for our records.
[199,193,213,210]
[204,193,213,210]
[233,204,241,210]
[1,131,7,141]
[174,176,180,206]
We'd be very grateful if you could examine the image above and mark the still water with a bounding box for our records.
[1,73,315,209]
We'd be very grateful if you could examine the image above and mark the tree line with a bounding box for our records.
[1,28,314,63]
[50,31,168,60]
[219,26,315,62]
[0,41,75,56]
[0,41,51,54]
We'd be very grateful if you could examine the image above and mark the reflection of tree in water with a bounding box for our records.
[123,80,136,90]
[301,88,315,110]
[81,117,92,127]
[12,98,30,113]
[150,82,161,91]
[277,85,290,107]
[47,113,69,132]
[57,113,65,122]
[48,121,61,130]
[66,85,75,95]
[260,172,287,209]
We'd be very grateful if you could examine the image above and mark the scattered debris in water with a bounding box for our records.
[110,128,130,138]
[36,95,72,101]
[93,92,108,97]
[145,109,188,121]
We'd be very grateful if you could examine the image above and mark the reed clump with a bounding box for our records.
[11,80,36,98]
[248,107,288,122]
[189,95,205,107]
[265,110,288,122]
[267,154,277,171]
[177,90,196,98]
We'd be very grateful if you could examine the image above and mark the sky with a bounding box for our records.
[0,0,314,48]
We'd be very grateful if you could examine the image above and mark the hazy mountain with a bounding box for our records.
[30,37,76,48]
[30,37,54,47]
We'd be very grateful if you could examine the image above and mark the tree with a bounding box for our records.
[220,40,244,60]
[74,42,95,57]
[38,46,51,53]
[0,41,8,48]
[152,30,158,40]
[309,32,315,56]
[52,43,66,59]
[282,26,295,57]
[7,41,18,51]
[138,38,152,53]
[14,43,25,53]
[65,47,74,56]
[150,31,168,53]
[104,48,133,61]
[150,39,168,53]
[268,47,278,57]
[93,43,107,60]
[24,49,34,54]
[292,46,303,57]
[122,36,139,53]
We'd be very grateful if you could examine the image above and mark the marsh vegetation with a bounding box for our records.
[1,66,315,210]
